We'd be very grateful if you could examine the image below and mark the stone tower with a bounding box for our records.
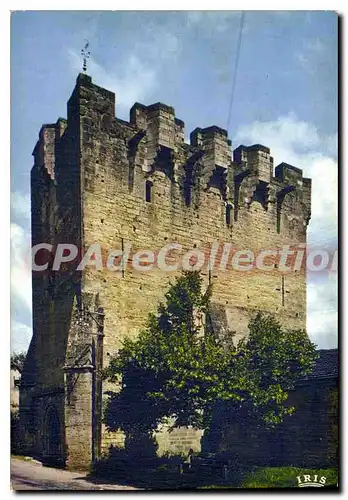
[20,73,311,469]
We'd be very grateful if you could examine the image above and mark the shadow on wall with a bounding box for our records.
[202,382,339,469]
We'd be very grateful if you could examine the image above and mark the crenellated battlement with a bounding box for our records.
[31,73,312,238]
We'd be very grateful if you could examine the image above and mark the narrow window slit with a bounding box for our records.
[226,204,232,226]
[145,180,153,203]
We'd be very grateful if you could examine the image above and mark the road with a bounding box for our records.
[11,457,138,491]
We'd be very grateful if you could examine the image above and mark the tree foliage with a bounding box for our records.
[104,271,317,436]
[11,351,26,372]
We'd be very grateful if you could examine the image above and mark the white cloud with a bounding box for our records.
[234,113,338,246]
[307,275,338,349]
[11,193,32,354]
[68,25,183,113]
[235,112,320,153]
[11,191,30,222]
[68,50,156,110]
[234,114,338,348]
[11,320,32,354]
[11,222,32,313]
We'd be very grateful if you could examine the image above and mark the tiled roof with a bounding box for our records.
[304,349,338,380]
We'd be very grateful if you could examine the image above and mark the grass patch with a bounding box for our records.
[240,467,338,489]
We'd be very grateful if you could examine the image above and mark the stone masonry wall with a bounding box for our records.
[24,73,312,465]
[211,379,338,468]
[22,83,87,465]
[73,74,311,455]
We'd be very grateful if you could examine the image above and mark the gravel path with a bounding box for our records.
[11,457,138,491]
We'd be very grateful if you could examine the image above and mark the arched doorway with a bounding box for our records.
[42,405,63,466]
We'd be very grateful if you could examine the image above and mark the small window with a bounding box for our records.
[145,180,153,203]
[226,204,232,225]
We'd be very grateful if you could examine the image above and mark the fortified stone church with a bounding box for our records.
[20,73,313,469]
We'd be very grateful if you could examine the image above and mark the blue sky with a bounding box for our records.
[10,10,338,352]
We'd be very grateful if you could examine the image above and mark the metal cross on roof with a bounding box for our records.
[81,41,90,73]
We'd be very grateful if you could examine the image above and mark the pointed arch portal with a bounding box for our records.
[43,405,63,466]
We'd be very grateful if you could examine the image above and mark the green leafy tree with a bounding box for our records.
[11,351,26,372]
[104,271,317,441]
[234,313,318,426]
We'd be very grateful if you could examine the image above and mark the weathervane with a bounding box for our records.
[81,41,90,73]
